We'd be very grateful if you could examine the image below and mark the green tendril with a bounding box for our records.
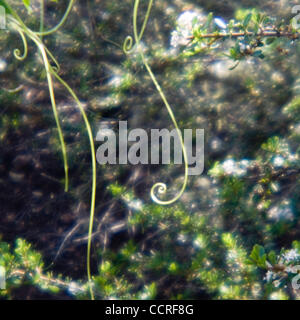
[33,40,69,193]
[13,29,28,60]
[10,17,69,193]
[40,0,44,39]
[33,0,75,36]
[124,0,189,205]
[44,46,61,73]
[7,2,97,298]
[10,16,96,299]
[50,71,97,301]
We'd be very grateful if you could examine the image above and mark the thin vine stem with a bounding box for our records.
[124,0,189,205]
[7,2,97,299]
[0,0,74,36]
[50,71,97,301]
[40,0,44,39]
[189,30,300,40]
[33,0,75,36]
[9,17,69,192]
[13,28,28,60]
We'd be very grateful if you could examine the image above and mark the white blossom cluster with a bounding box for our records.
[68,281,84,296]
[127,199,144,211]
[267,201,294,222]
[238,41,251,53]
[221,159,251,177]
[108,75,123,88]
[282,249,300,263]
[170,11,205,48]
[272,153,298,168]
[272,155,285,167]
[264,248,300,290]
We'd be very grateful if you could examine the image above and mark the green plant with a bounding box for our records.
[1,0,299,300]
[0,0,97,298]
[0,238,89,298]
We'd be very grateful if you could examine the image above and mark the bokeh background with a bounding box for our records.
[0,0,299,299]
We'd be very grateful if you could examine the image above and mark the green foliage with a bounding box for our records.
[0,0,299,301]
[249,245,267,268]
[0,239,76,298]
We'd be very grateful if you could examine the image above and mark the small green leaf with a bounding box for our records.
[253,50,265,59]
[203,12,213,30]
[250,244,267,268]
[268,251,277,265]
[243,13,252,28]
[22,0,32,13]
[22,0,30,8]
[168,262,178,273]
[266,38,276,45]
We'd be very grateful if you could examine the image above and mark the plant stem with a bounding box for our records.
[190,30,299,40]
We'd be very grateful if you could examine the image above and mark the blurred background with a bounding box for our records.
[0,0,299,299]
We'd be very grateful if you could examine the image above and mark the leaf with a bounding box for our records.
[229,61,240,70]
[266,38,276,45]
[243,13,252,28]
[249,245,267,268]
[22,0,33,13]
[22,0,30,8]
[203,12,213,30]
[254,13,261,24]
[268,251,277,265]
[1,1,16,15]
[252,50,265,59]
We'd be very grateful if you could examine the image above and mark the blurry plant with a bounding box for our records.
[248,243,300,298]
[170,8,299,69]
[0,0,299,301]
[124,0,189,206]
[0,0,97,299]
[0,238,89,299]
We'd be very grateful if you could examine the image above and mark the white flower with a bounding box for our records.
[68,282,82,296]
[210,60,232,79]
[177,233,188,244]
[193,235,206,249]
[108,75,123,88]
[286,266,299,273]
[177,11,199,33]
[221,159,250,177]
[170,10,205,48]
[222,159,236,175]
[170,30,190,48]
[240,160,250,168]
[127,199,143,211]
[282,249,300,262]
[140,292,149,300]
[227,249,238,261]
[239,42,251,53]
[288,153,298,162]
[214,18,227,29]
[264,270,274,282]
[267,201,294,222]
[273,156,285,167]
